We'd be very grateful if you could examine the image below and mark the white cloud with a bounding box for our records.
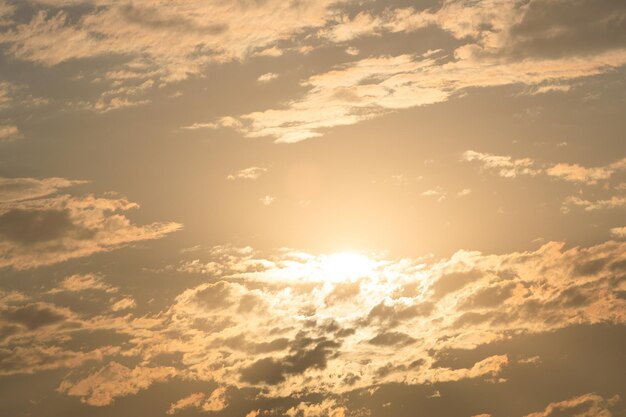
[462,150,539,178]
[227,167,267,181]
[258,72,279,83]
[260,195,275,206]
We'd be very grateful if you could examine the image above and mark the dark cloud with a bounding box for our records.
[368,331,416,347]
[193,281,234,310]
[0,209,92,245]
[573,257,607,276]
[118,4,228,34]
[237,293,265,313]
[365,301,433,327]
[1,304,66,330]
[508,0,626,58]
[431,270,484,299]
[240,337,340,385]
[453,311,498,328]
[213,334,289,354]
[459,282,516,309]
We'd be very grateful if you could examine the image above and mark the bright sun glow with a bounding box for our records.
[320,252,377,280]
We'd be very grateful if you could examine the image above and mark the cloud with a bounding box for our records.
[0,180,181,269]
[240,338,341,385]
[111,297,136,312]
[0,177,87,203]
[182,116,242,131]
[0,1,341,83]
[368,331,416,347]
[167,392,206,415]
[3,239,626,408]
[1,303,68,330]
[260,195,275,206]
[611,226,626,238]
[462,151,539,178]
[464,152,626,189]
[166,387,228,414]
[202,1,626,142]
[523,393,620,417]
[49,273,117,294]
[258,72,279,83]
[0,125,20,141]
[562,195,626,212]
[421,187,447,202]
[547,157,626,184]
[58,362,177,406]
[286,399,347,417]
[227,167,268,181]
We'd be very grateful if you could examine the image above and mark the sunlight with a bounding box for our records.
[320,252,377,280]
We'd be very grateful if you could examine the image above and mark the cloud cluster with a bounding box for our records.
[197,0,626,142]
[0,177,181,269]
[5,237,623,410]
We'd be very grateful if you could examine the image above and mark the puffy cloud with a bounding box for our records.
[0,181,182,269]
[2,239,625,408]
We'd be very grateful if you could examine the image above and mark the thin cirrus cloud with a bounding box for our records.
[523,393,620,417]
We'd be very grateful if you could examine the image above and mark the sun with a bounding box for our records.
[320,252,377,281]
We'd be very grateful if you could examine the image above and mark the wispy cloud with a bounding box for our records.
[227,167,268,181]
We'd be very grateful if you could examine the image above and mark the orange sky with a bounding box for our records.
[0,1,625,416]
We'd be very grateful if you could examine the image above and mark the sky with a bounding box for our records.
[0,0,625,416]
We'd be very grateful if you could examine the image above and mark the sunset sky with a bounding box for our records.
[1,1,625,416]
